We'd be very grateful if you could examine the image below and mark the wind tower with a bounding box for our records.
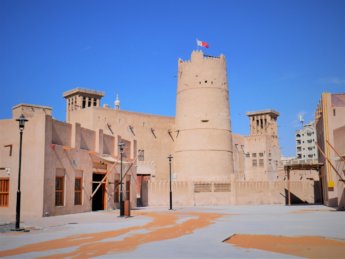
[174,51,234,181]
[63,88,104,122]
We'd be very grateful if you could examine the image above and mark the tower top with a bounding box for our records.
[63,87,104,122]
[246,110,279,119]
[63,88,104,99]
[246,110,279,136]
[178,50,225,64]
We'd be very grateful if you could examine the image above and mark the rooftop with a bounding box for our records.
[63,88,105,98]
[246,109,280,117]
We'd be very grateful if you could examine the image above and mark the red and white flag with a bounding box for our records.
[196,39,209,48]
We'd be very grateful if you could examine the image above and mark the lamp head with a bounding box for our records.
[118,142,125,153]
[16,114,28,131]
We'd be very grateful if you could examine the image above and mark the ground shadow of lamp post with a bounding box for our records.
[168,154,173,210]
[14,114,28,231]
[118,142,125,217]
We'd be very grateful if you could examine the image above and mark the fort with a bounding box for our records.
[0,51,344,219]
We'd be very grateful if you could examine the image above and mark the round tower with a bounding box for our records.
[174,51,234,181]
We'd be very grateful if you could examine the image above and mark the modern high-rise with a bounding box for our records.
[295,121,318,161]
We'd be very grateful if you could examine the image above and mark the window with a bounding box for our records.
[259,153,264,157]
[245,153,250,158]
[252,153,257,158]
[333,108,336,116]
[74,177,82,205]
[252,159,257,167]
[259,159,264,167]
[126,180,130,201]
[194,183,212,193]
[55,176,64,206]
[114,179,120,203]
[138,149,144,161]
[0,178,9,207]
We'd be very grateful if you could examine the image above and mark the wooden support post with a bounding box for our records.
[287,167,291,206]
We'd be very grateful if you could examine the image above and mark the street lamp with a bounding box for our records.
[118,142,125,217]
[14,114,28,231]
[168,154,173,210]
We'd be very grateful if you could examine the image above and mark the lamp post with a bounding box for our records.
[118,142,125,217]
[168,154,173,210]
[15,114,28,231]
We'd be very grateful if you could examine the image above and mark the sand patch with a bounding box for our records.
[0,211,221,258]
[224,234,345,258]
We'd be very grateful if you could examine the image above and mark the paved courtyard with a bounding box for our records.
[0,205,344,258]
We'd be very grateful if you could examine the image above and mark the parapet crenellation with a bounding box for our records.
[178,50,225,64]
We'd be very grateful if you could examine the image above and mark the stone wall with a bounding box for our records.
[148,179,320,206]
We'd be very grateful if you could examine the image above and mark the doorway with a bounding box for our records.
[92,173,106,211]
[137,174,150,207]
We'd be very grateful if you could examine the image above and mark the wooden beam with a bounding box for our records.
[287,167,291,206]
[90,162,116,199]
[316,142,344,182]
[326,139,345,164]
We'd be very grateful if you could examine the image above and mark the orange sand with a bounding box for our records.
[0,211,221,258]
[225,234,345,258]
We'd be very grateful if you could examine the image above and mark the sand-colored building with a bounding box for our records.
[0,51,326,219]
[0,104,137,219]
[315,93,345,209]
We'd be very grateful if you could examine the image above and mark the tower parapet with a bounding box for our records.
[174,51,234,181]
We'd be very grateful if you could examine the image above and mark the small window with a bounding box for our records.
[252,153,257,158]
[245,153,250,158]
[252,159,257,167]
[138,149,144,161]
[259,159,264,167]
[333,108,336,116]
[114,179,120,203]
[55,176,64,206]
[259,153,264,157]
[74,177,82,205]
[126,180,130,201]
[0,178,9,207]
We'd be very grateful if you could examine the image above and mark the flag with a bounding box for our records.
[196,39,209,48]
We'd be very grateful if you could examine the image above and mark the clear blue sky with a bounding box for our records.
[1,0,344,156]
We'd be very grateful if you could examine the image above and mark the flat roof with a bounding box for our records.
[12,103,52,110]
[246,109,279,117]
[284,162,324,171]
[63,88,104,98]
